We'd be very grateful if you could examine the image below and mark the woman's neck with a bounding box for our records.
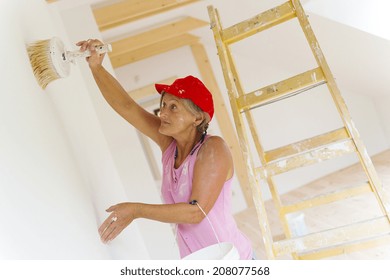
[174,132,204,167]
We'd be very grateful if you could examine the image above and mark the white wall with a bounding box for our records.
[56,4,178,259]
[374,95,390,147]
[0,0,157,259]
[0,0,108,259]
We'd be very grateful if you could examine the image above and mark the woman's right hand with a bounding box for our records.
[76,39,106,69]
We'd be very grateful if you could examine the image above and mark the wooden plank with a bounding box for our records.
[93,0,200,31]
[221,1,296,44]
[109,17,208,58]
[237,67,326,112]
[190,42,254,208]
[273,216,390,256]
[265,128,349,162]
[109,34,199,68]
[128,77,177,101]
[257,139,356,177]
[282,182,372,214]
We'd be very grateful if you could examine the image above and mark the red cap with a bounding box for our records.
[155,75,214,120]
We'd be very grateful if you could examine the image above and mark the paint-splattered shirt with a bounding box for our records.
[161,134,253,259]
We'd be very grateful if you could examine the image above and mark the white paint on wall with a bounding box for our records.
[373,95,390,149]
[0,0,153,260]
[0,0,110,259]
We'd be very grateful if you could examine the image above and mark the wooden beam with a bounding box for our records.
[93,0,200,31]
[190,42,254,208]
[109,17,208,57]
[109,33,199,68]
[128,76,177,101]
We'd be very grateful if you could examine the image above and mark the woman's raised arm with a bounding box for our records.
[77,39,172,151]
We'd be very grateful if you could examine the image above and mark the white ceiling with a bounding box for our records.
[56,0,390,98]
[304,0,390,41]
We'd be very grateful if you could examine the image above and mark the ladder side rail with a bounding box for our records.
[244,110,294,239]
[291,0,390,218]
[208,5,275,259]
[223,12,296,246]
[224,46,288,228]
[225,50,270,168]
[190,42,255,208]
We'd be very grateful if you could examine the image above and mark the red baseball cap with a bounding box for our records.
[155,75,214,120]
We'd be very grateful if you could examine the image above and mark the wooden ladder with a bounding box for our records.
[208,0,390,259]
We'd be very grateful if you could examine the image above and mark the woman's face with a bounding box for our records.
[158,93,196,137]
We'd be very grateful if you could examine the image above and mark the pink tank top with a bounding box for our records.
[161,135,252,259]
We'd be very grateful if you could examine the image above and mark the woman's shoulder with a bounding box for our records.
[196,134,234,179]
[200,135,230,155]
[203,134,227,146]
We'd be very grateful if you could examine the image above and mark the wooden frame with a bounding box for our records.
[93,0,200,31]
[108,17,208,68]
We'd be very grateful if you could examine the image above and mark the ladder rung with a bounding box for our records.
[265,128,349,162]
[281,182,372,214]
[257,139,356,177]
[222,1,296,44]
[298,234,390,260]
[273,216,390,256]
[237,67,326,112]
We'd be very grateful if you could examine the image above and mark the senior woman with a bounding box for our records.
[77,39,253,259]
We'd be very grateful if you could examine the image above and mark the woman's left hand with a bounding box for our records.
[98,203,138,244]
